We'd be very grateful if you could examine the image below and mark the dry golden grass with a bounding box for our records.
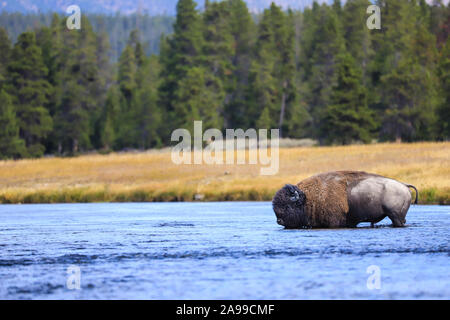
[0,142,448,204]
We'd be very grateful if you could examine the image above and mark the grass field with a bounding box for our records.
[0,142,448,204]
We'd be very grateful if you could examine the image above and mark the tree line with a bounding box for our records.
[0,11,175,60]
[0,0,449,159]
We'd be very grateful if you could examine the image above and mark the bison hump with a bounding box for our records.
[297,172,351,228]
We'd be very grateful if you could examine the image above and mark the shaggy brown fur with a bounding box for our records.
[296,171,378,228]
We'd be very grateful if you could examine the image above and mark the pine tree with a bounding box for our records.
[289,10,312,138]
[223,0,255,129]
[413,0,438,68]
[0,27,10,66]
[118,44,137,102]
[248,3,296,135]
[429,0,448,47]
[114,44,138,149]
[90,30,113,149]
[321,52,376,145]
[341,0,372,83]
[202,0,233,130]
[135,55,162,149]
[35,26,59,118]
[248,45,277,130]
[299,3,345,139]
[100,86,120,150]
[374,0,438,141]
[101,114,115,151]
[53,16,102,153]
[278,10,298,137]
[0,90,25,159]
[159,0,204,137]
[6,31,52,157]
[0,27,11,87]
[437,39,450,139]
[127,29,145,67]
[379,57,437,141]
[175,66,221,132]
[35,14,64,153]
[256,106,272,131]
[115,30,162,150]
[332,0,342,15]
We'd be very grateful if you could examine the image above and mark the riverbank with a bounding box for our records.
[0,142,448,204]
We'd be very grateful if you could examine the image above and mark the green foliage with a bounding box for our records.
[114,31,162,150]
[0,27,11,86]
[175,66,222,131]
[341,0,372,81]
[0,0,448,159]
[321,53,377,144]
[0,12,174,61]
[201,0,234,129]
[159,0,205,137]
[6,31,52,157]
[51,16,105,154]
[135,55,162,148]
[100,86,120,150]
[437,39,450,139]
[299,3,345,138]
[222,0,255,129]
[373,0,440,142]
[256,106,272,130]
[0,89,25,159]
[379,57,437,141]
[248,3,297,136]
[118,44,137,101]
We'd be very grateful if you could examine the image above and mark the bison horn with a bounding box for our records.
[285,184,300,202]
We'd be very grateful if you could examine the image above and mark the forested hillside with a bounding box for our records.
[0,0,327,15]
[0,12,174,60]
[0,0,449,159]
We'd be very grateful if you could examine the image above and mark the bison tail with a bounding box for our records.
[406,184,419,204]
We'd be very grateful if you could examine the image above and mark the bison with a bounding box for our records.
[272,171,418,229]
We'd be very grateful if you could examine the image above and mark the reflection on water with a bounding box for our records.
[0,202,448,299]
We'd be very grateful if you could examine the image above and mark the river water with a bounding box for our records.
[0,202,448,299]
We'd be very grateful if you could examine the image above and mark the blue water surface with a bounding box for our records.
[0,202,448,299]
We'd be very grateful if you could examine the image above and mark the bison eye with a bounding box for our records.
[290,190,299,202]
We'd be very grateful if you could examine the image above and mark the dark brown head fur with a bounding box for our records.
[272,184,308,228]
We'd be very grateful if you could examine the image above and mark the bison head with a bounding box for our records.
[272,184,308,228]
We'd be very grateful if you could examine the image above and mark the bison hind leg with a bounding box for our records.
[383,204,406,228]
[389,216,405,228]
